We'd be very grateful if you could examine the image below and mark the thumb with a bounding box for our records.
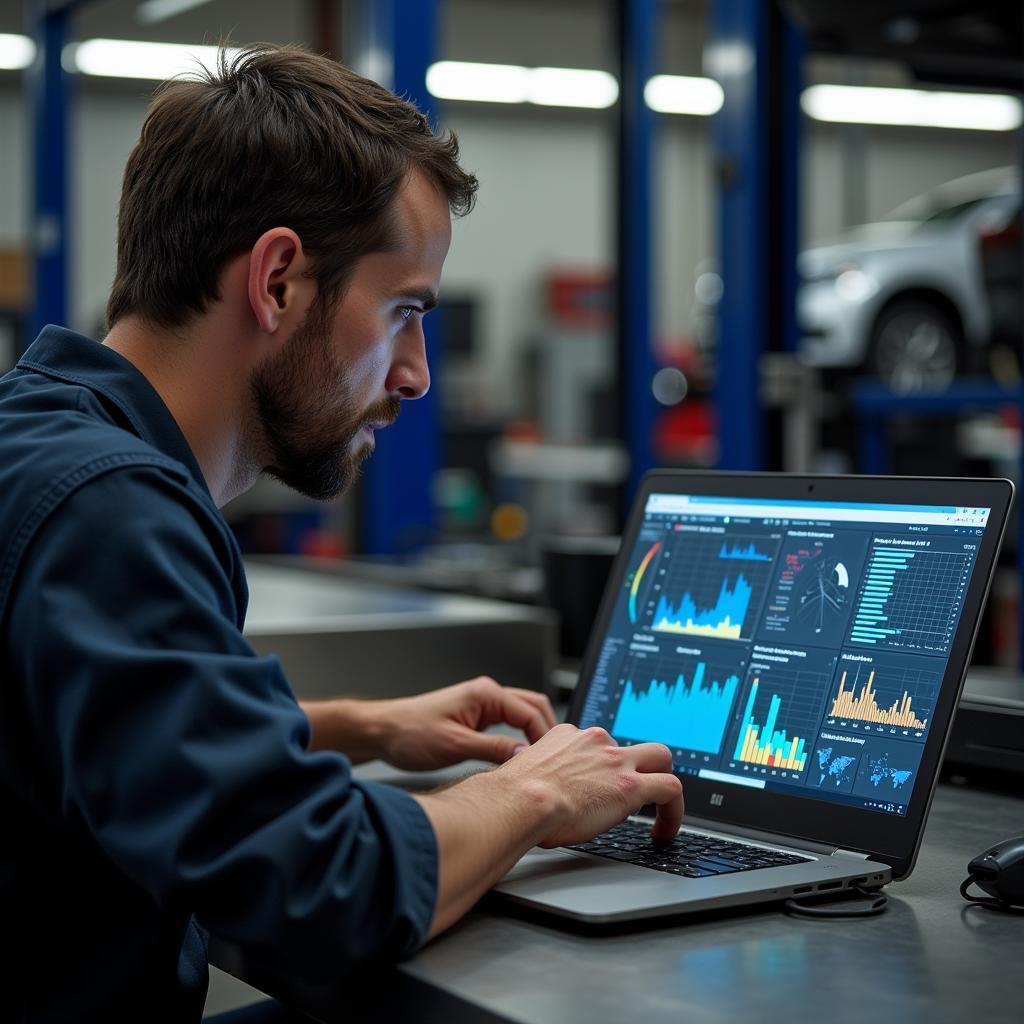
[455,728,528,764]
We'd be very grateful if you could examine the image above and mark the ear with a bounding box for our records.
[247,228,314,333]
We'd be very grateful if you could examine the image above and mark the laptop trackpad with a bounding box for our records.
[493,847,708,915]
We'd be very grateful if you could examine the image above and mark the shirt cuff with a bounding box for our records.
[358,779,439,954]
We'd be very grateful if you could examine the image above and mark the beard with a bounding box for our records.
[249,302,399,501]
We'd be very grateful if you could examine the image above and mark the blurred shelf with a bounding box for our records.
[490,440,630,484]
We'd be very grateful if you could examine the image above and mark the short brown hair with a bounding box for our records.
[106,44,477,329]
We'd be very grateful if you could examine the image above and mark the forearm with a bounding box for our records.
[413,770,559,939]
[300,698,391,762]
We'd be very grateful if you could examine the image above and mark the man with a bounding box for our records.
[0,45,682,1022]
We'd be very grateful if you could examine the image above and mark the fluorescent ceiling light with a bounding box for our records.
[427,61,617,109]
[529,67,618,109]
[68,38,238,80]
[427,62,529,104]
[802,84,1022,132]
[136,0,216,24]
[645,74,723,115]
[0,33,35,71]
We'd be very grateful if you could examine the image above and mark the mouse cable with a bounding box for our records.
[960,877,1024,914]
[784,885,888,918]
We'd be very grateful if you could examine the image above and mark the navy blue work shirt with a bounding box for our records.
[0,327,438,1023]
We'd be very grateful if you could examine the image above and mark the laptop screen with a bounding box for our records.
[575,493,992,819]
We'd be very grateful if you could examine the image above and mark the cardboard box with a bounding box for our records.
[0,249,29,309]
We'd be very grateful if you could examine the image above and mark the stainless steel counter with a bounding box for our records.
[212,773,1024,1024]
[242,561,558,699]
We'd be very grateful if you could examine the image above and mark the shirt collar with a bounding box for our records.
[18,325,212,498]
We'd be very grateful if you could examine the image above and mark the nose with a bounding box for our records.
[387,320,431,400]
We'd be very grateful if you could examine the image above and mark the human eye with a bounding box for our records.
[398,305,418,322]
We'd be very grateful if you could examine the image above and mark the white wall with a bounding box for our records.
[801,123,1020,246]
[440,108,612,411]
[0,92,26,246]
[72,91,155,333]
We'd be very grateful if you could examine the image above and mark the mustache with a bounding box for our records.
[361,397,401,429]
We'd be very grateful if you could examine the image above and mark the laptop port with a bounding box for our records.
[793,885,813,895]
[817,881,842,891]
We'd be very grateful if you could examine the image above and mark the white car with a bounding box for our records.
[798,167,1020,392]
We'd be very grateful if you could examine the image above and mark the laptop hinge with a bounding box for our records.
[679,815,870,859]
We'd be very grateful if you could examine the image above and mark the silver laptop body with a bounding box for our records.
[493,472,1013,923]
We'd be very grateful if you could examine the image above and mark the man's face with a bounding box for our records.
[250,170,451,500]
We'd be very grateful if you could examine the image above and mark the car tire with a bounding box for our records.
[868,298,962,393]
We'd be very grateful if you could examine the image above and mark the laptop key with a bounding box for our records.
[565,822,811,878]
[691,858,742,874]
[681,866,719,877]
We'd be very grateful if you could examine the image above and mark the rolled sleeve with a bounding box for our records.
[8,466,438,979]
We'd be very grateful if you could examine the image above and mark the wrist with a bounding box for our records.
[302,698,395,762]
[418,769,559,854]
[483,766,566,849]
[344,698,394,759]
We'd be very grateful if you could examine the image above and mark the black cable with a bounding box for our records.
[784,885,888,918]
[960,876,1024,914]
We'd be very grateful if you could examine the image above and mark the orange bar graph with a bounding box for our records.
[737,722,807,771]
[828,671,928,730]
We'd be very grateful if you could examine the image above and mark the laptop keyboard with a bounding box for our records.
[565,819,812,878]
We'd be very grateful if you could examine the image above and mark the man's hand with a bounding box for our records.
[495,722,684,845]
[300,677,557,770]
[376,677,557,770]
[414,722,683,938]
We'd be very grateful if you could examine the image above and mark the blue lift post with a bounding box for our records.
[710,1,803,468]
[777,18,805,358]
[352,0,442,556]
[25,0,79,345]
[710,0,769,470]
[615,0,658,509]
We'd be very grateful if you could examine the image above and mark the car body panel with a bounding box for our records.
[796,170,1019,374]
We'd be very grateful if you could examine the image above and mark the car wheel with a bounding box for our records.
[869,299,961,393]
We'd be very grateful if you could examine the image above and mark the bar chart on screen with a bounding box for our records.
[848,538,975,654]
[630,527,779,641]
[824,652,938,741]
[611,655,743,755]
[726,650,835,780]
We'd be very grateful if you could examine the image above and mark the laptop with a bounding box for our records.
[493,471,1013,923]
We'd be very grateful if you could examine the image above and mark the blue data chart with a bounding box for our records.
[848,540,975,655]
[719,542,773,562]
[611,660,741,754]
[652,575,754,641]
[637,528,779,642]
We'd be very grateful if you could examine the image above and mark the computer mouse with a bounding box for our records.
[967,836,1024,907]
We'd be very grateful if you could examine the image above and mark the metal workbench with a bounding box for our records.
[212,771,1024,1024]
[242,561,558,700]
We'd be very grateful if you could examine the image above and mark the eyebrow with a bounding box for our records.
[402,289,439,312]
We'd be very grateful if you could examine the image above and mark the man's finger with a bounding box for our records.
[645,775,684,842]
[450,726,523,765]
[495,692,550,743]
[505,688,558,731]
[622,741,675,774]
